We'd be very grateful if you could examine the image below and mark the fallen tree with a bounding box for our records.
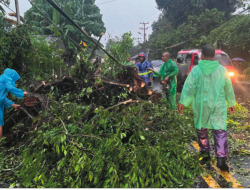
[0,32,202,188]
[0,57,203,188]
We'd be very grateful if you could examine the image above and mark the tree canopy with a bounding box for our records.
[148,8,227,59]
[155,0,240,27]
[24,0,106,57]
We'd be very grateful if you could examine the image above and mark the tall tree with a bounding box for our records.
[24,0,106,59]
[148,9,227,59]
[155,0,240,27]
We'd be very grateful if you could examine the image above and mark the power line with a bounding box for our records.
[165,8,250,49]
[147,0,191,22]
[152,1,236,36]
[145,0,176,22]
[139,22,149,42]
[27,0,86,51]
[45,0,119,65]
[96,0,120,6]
[0,2,16,13]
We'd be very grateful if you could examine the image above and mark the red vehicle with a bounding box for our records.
[176,49,236,92]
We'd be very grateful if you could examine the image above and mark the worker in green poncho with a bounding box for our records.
[149,52,179,109]
[123,57,132,66]
[178,45,236,172]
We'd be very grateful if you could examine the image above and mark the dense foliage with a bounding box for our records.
[146,0,249,59]
[207,15,250,57]
[0,93,203,188]
[155,0,239,27]
[24,0,106,59]
[0,23,65,79]
[148,9,226,59]
[103,32,135,78]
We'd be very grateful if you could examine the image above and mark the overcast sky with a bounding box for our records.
[3,0,161,45]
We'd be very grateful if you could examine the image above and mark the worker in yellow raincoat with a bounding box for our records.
[149,52,179,109]
[178,45,235,172]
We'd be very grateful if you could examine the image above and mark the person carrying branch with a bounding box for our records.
[149,52,179,109]
[0,68,28,139]
[178,45,235,172]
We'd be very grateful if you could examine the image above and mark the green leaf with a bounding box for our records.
[44,140,49,145]
[64,25,75,32]
[109,167,113,173]
[140,135,145,140]
[166,152,170,157]
[63,2,72,16]
[75,165,79,172]
[9,183,15,188]
[53,8,60,25]
[89,171,93,182]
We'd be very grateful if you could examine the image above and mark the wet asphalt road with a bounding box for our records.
[152,79,250,188]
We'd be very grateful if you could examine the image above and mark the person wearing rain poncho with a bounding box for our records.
[149,52,179,109]
[123,57,132,66]
[178,45,236,172]
[135,53,153,86]
[0,69,28,139]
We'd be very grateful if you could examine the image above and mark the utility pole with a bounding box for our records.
[136,37,141,44]
[15,0,21,25]
[139,22,149,42]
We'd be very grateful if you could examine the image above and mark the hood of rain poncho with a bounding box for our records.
[138,52,146,59]
[4,68,20,82]
[198,60,220,76]
[0,69,23,126]
[179,64,236,131]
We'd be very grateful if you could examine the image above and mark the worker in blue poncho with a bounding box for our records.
[135,53,153,86]
[0,69,28,139]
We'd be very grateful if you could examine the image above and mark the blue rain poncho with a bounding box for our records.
[135,52,153,84]
[0,69,24,126]
[179,60,236,131]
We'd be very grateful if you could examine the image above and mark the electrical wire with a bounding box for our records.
[165,8,250,49]
[27,0,87,51]
[96,0,120,6]
[0,1,16,13]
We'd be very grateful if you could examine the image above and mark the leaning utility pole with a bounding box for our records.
[15,0,21,25]
[139,22,149,42]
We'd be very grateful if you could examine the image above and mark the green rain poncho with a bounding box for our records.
[154,59,179,109]
[179,60,236,131]
[122,61,132,66]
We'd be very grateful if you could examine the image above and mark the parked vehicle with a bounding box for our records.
[176,49,236,93]
[151,60,164,92]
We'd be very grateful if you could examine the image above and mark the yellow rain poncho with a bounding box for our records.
[179,60,236,131]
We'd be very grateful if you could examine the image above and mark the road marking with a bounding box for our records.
[191,141,244,188]
[199,164,221,188]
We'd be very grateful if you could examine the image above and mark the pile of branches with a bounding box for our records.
[0,61,202,188]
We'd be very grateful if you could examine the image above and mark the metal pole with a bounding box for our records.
[15,0,21,25]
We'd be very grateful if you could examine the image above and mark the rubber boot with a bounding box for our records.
[217,157,229,172]
[200,151,211,169]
